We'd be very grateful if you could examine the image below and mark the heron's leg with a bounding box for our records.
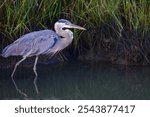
[33,56,39,95]
[11,56,28,98]
[11,57,27,78]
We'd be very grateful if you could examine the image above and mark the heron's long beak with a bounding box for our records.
[69,24,86,30]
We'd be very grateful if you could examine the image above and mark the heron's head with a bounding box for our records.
[55,19,86,31]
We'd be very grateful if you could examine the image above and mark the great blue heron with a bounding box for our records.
[2,19,86,97]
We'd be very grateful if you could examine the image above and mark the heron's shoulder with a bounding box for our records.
[25,29,58,37]
[34,29,56,34]
[17,30,59,41]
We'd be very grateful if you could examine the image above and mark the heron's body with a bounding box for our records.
[1,19,85,97]
[2,30,73,58]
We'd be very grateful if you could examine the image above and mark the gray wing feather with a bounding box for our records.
[2,30,59,57]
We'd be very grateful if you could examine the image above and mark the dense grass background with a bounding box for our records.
[1,0,150,64]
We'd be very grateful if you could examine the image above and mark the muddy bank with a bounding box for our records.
[0,50,72,69]
[77,26,150,65]
[0,56,56,69]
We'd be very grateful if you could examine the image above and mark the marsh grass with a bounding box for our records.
[1,0,150,64]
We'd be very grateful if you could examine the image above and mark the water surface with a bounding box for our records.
[0,61,150,99]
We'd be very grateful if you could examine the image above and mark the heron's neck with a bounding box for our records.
[55,26,73,42]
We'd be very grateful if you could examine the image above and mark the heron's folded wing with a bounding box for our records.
[30,34,58,56]
[2,30,59,57]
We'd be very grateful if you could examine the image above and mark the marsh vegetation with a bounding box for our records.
[1,0,150,65]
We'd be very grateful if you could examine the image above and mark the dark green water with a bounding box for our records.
[0,61,150,100]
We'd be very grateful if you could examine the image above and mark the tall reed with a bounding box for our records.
[0,0,150,49]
